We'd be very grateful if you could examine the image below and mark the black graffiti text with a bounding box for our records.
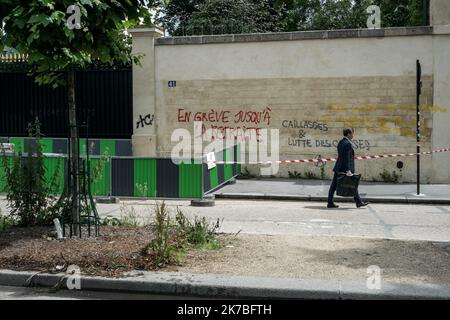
[136,114,155,129]
[282,120,329,132]
[288,139,372,151]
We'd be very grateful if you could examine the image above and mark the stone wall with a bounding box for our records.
[130,2,450,182]
[149,28,449,183]
[156,75,435,182]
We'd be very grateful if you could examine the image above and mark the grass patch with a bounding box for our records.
[100,203,142,227]
[379,169,401,183]
[176,210,222,250]
[0,214,17,232]
[142,202,223,268]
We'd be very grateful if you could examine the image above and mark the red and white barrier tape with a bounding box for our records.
[210,148,450,165]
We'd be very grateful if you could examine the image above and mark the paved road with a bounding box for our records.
[2,197,450,242]
[96,200,450,243]
[214,179,450,201]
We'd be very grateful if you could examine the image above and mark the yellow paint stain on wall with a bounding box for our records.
[423,105,448,113]
[322,103,442,141]
[322,109,432,139]
[328,104,447,114]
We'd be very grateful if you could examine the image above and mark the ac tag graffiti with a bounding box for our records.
[137,114,155,129]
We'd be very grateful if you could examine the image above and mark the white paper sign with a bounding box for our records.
[0,143,14,153]
[206,152,217,170]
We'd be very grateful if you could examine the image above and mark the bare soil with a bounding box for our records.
[1,227,449,286]
[0,226,157,277]
[169,234,450,285]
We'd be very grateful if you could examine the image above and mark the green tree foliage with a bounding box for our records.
[157,0,428,35]
[156,0,200,36]
[0,0,154,235]
[1,119,63,227]
[272,0,427,31]
[186,0,282,35]
[0,0,153,86]
[157,0,282,36]
[369,0,426,27]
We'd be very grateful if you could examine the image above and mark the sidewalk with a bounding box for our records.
[1,233,449,299]
[214,179,450,204]
[1,269,449,300]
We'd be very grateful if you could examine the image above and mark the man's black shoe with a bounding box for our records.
[357,202,369,208]
[327,203,339,209]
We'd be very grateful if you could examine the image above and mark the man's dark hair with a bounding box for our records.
[343,128,353,137]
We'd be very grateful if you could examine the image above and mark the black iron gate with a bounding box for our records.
[0,55,133,139]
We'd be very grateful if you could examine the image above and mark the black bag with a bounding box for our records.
[337,173,362,197]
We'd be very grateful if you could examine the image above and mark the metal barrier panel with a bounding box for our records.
[9,137,24,153]
[111,158,134,197]
[114,158,203,199]
[156,159,179,198]
[133,159,157,197]
[203,144,241,195]
[23,138,54,154]
[236,144,242,176]
[90,158,111,196]
[100,140,116,157]
[0,155,65,195]
[224,147,234,181]
[44,157,65,194]
[5,137,132,157]
[0,145,240,199]
[0,157,10,193]
[179,162,203,199]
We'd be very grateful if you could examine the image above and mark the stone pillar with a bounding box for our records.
[129,26,164,157]
[430,0,450,26]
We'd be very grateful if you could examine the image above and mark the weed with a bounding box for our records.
[185,216,222,249]
[379,170,401,183]
[237,168,255,180]
[119,203,140,227]
[0,209,17,232]
[99,216,123,226]
[1,119,63,227]
[304,171,318,180]
[135,182,149,198]
[142,202,224,268]
[289,170,319,180]
[99,203,141,227]
[288,171,302,179]
[142,201,178,268]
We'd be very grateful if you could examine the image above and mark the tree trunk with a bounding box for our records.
[68,68,80,236]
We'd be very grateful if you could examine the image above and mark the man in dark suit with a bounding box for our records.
[328,128,369,209]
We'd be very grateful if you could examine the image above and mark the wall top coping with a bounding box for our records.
[154,26,445,46]
[129,26,165,37]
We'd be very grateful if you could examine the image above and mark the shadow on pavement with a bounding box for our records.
[303,206,354,211]
[298,240,450,285]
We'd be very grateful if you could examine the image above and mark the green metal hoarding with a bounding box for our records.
[0,144,240,199]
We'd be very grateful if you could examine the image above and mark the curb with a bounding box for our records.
[214,193,450,205]
[0,270,449,300]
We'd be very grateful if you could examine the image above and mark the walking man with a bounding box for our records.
[328,128,369,209]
